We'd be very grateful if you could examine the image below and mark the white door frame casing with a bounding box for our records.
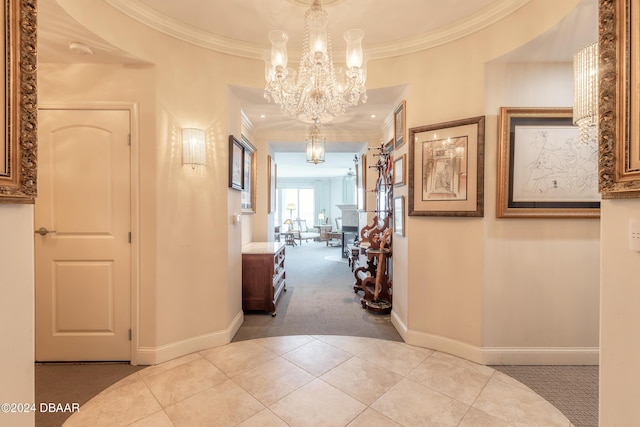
[37,102,140,365]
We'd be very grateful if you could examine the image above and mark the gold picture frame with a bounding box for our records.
[393,196,404,236]
[408,116,485,217]
[394,100,406,149]
[496,107,600,218]
[240,135,256,214]
[393,154,406,187]
[0,0,37,203]
[599,0,640,198]
[267,154,277,213]
[358,152,367,211]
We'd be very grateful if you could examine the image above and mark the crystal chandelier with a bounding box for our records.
[306,120,326,164]
[264,0,367,124]
[573,43,598,144]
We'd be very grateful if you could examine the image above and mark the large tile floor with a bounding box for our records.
[63,335,573,427]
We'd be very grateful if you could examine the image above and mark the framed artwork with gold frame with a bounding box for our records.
[268,155,277,213]
[0,0,38,203]
[394,100,406,150]
[358,152,367,211]
[393,196,404,236]
[496,107,600,218]
[240,135,256,214]
[393,154,406,187]
[598,0,640,198]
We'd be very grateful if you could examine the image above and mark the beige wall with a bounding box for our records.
[482,63,600,364]
[37,57,250,362]
[0,205,34,427]
[366,0,598,363]
[599,199,640,424]
[44,0,266,362]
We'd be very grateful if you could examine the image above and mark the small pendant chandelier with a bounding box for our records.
[306,120,326,164]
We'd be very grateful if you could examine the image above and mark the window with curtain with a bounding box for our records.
[280,188,315,227]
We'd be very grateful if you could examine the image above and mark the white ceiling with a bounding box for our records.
[37,0,597,178]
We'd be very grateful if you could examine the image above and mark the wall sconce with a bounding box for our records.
[573,43,598,144]
[182,128,206,168]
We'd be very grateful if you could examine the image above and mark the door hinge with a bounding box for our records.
[128,329,132,341]
[128,232,132,243]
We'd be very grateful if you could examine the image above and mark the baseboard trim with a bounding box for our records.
[390,313,599,366]
[390,310,407,341]
[404,328,485,364]
[136,310,244,365]
[481,346,599,365]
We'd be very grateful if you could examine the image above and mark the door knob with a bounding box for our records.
[35,227,56,236]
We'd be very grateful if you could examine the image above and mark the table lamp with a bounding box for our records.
[286,203,296,220]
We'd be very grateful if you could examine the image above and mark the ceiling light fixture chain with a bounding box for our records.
[264,0,367,124]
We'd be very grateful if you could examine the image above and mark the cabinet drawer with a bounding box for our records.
[274,248,285,269]
[273,274,286,304]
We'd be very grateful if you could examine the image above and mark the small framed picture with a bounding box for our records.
[393,196,404,236]
[384,138,394,153]
[394,100,406,149]
[358,152,367,211]
[228,135,243,191]
[240,135,256,214]
[268,155,277,213]
[393,154,406,187]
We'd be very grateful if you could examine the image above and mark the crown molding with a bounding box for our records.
[366,0,530,59]
[105,0,265,59]
[106,0,530,61]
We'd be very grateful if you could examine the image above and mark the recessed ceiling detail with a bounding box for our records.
[105,0,531,60]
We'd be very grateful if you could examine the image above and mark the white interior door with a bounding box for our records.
[35,108,131,361]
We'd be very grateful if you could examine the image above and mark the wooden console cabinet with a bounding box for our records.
[241,242,286,316]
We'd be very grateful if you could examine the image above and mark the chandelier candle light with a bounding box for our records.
[264,0,367,124]
[573,42,598,144]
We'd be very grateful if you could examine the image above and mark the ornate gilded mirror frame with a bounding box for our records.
[0,0,37,203]
[599,0,640,198]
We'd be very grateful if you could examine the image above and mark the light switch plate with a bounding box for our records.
[630,218,640,251]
